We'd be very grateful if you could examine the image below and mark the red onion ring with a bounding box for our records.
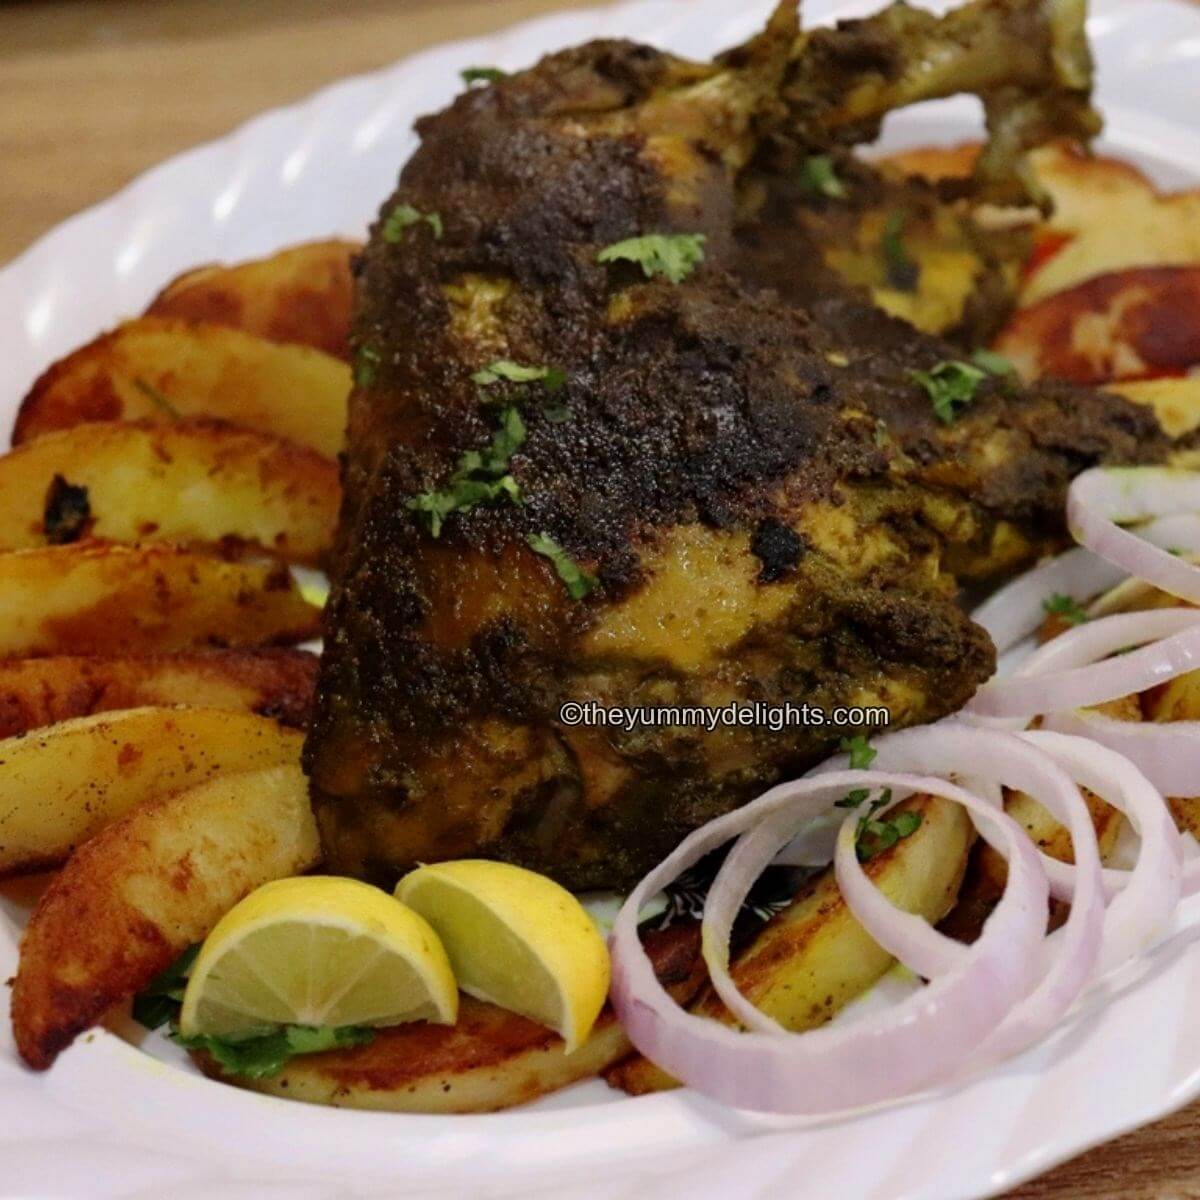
[967,608,1200,718]
[609,762,1050,1115]
[1069,468,1200,605]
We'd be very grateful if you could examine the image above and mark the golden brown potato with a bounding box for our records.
[145,240,358,360]
[994,267,1200,384]
[0,420,338,565]
[11,763,320,1068]
[1109,377,1200,442]
[0,649,316,738]
[607,793,972,1095]
[14,318,350,457]
[0,705,304,876]
[204,923,705,1113]
[0,542,320,657]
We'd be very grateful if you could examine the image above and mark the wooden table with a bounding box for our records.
[0,2,1196,1196]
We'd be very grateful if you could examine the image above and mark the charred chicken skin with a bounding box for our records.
[306,0,1166,891]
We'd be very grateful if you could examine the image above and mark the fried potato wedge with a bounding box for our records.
[0,706,304,876]
[0,543,320,657]
[606,793,971,1095]
[0,420,338,565]
[1109,377,1200,442]
[0,649,316,739]
[14,318,350,457]
[145,240,358,360]
[994,267,1200,384]
[199,923,705,1113]
[11,762,320,1068]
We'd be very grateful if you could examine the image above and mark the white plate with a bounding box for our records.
[2,1,1199,1196]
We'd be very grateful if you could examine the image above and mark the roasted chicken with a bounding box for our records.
[306,0,1166,890]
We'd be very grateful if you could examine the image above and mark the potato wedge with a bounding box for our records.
[1110,377,1200,442]
[0,706,304,876]
[201,923,705,1113]
[11,762,320,1068]
[14,317,350,457]
[606,793,971,1095]
[995,267,1200,384]
[0,543,320,657]
[145,240,358,360]
[0,649,316,739]
[0,420,338,565]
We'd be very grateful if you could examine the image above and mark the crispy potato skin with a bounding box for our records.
[11,762,321,1069]
[14,317,350,457]
[607,793,971,1095]
[0,419,339,566]
[0,649,317,738]
[0,706,305,875]
[995,267,1200,384]
[199,923,705,1113]
[0,542,319,657]
[145,240,359,360]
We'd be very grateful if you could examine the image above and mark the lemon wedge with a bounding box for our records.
[179,875,457,1038]
[394,859,610,1051]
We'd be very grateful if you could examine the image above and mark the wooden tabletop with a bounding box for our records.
[1,1,1196,1196]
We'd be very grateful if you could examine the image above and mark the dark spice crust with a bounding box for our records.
[307,35,1166,890]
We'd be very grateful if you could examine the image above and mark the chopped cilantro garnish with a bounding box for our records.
[460,66,507,85]
[1042,592,1089,626]
[971,348,1015,376]
[354,343,382,389]
[174,1024,374,1080]
[527,532,596,599]
[840,734,876,770]
[131,944,200,1031]
[881,212,920,292]
[407,407,526,537]
[835,787,872,809]
[43,475,91,545]
[597,233,707,284]
[855,790,923,861]
[471,360,566,391]
[132,376,181,420]
[909,359,987,424]
[799,154,846,200]
[382,203,443,243]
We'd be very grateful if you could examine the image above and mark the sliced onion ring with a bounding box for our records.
[967,608,1200,719]
[609,759,1049,1115]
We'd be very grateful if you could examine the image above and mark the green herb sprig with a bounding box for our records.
[881,213,920,292]
[909,360,987,424]
[1042,592,1089,626]
[799,155,846,200]
[471,360,566,391]
[382,203,443,243]
[839,734,877,770]
[407,407,526,537]
[354,343,382,389]
[527,532,596,600]
[461,66,507,85]
[597,233,707,284]
[175,1024,374,1080]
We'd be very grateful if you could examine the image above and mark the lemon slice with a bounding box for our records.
[179,875,457,1038]
[395,860,610,1051]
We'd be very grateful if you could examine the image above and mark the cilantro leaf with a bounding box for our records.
[799,155,846,200]
[835,787,872,809]
[471,360,566,391]
[406,407,526,536]
[1042,592,1089,626]
[908,360,986,424]
[132,943,200,1031]
[527,532,596,599]
[839,734,876,770]
[43,475,91,545]
[382,203,443,243]
[881,212,920,292]
[971,348,1015,376]
[175,1024,374,1080]
[461,66,507,85]
[354,343,382,389]
[855,791,923,862]
[597,233,706,284]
